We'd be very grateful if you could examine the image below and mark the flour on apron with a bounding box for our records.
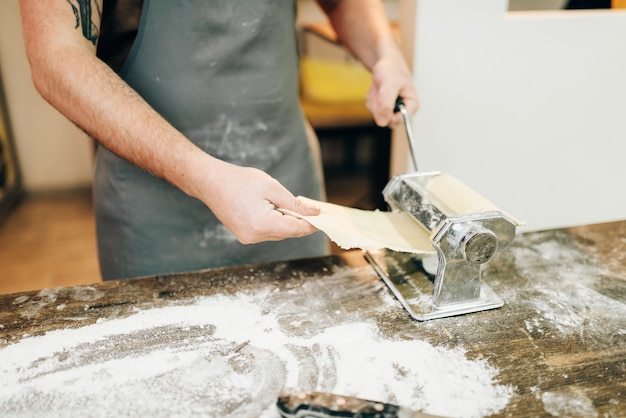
[94,0,327,280]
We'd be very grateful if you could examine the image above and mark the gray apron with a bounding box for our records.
[94,0,327,280]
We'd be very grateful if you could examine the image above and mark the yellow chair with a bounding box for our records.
[299,57,373,128]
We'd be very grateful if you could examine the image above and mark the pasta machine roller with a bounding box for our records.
[365,171,520,321]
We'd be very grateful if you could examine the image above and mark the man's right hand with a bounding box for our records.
[190,157,321,244]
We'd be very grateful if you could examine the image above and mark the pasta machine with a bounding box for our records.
[365,171,520,321]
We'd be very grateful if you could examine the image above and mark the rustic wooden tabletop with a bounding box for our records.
[1,221,625,417]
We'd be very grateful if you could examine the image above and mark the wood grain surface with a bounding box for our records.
[1,222,625,417]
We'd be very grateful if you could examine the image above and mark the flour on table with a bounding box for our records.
[542,390,599,418]
[0,288,512,418]
[510,233,626,338]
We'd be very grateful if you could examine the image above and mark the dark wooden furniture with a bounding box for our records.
[1,221,625,417]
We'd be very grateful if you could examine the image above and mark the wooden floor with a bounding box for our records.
[0,172,378,295]
[0,190,101,295]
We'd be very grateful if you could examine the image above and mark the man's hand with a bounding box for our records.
[366,47,419,127]
[318,0,419,127]
[197,159,320,244]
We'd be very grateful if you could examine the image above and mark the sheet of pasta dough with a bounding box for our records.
[283,197,436,254]
[284,174,520,254]
[424,174,522,224]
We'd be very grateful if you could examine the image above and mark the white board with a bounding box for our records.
[399,0,626,231]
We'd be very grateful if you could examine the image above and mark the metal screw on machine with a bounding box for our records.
[459,225,499,265]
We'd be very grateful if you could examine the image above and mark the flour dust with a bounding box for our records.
[1,288,512,418]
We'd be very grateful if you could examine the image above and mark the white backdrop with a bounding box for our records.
[395,0,626,231]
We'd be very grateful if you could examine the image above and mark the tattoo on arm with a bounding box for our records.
[66,0,102,45]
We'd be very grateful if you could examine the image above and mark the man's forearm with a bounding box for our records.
[26,42,215,202]
[317,0,401,71]
[317,0,417,126]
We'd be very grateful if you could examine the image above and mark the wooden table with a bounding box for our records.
[1,221,625,417]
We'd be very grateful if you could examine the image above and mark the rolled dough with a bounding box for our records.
[282,197,436,254]
[424,173,521,224]
[283,174,520,254]
[425,174,500,215]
